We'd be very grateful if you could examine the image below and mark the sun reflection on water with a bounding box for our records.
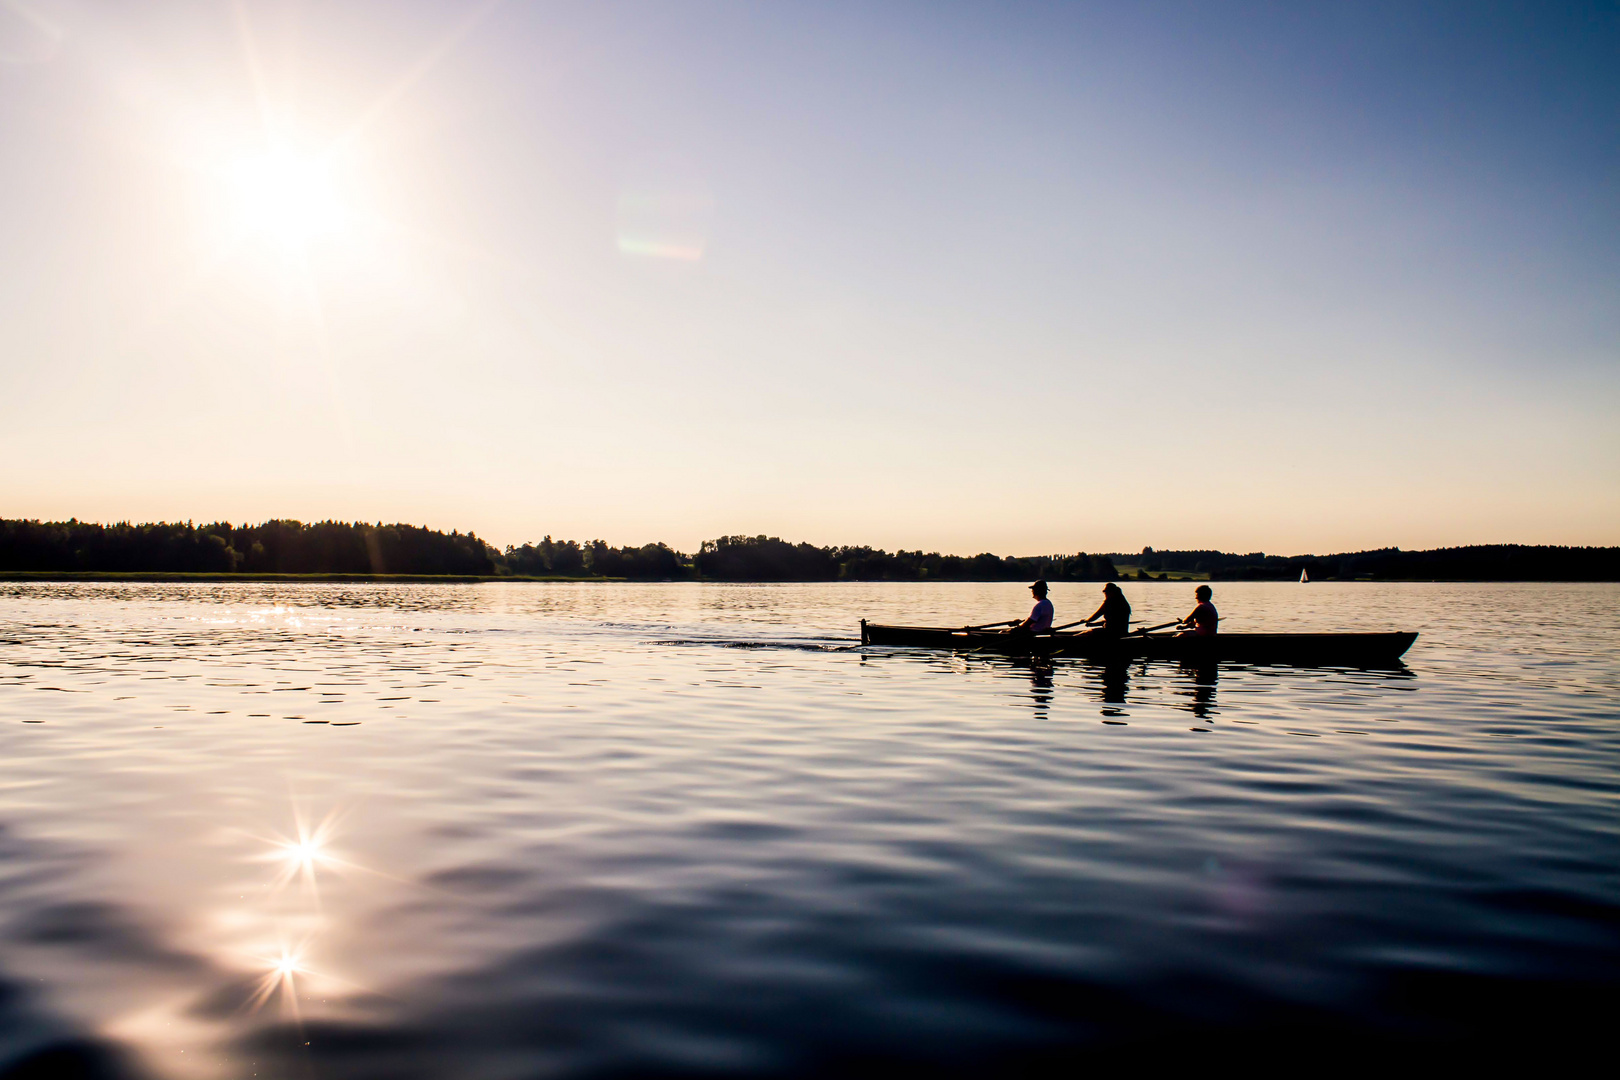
[92,798,377,1079]
[223,804,376,1029]
[250,807,354,899]
[245,940,313,1017]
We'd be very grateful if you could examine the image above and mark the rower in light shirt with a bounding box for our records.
[1007,580,1054,636]
[1178,585,1219,637]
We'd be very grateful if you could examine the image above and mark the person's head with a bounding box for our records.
[1103,583,1119,595]
[1030,580,1048,598]
[1195,585,1212,601]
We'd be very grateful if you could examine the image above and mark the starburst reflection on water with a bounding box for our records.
[248,806,358,900]
[244,942,310,1017]
[227,805,373,1031]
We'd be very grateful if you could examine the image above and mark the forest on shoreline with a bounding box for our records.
[1,519,1617,581]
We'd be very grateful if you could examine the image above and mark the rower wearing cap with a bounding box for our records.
[1008,580,1054,636]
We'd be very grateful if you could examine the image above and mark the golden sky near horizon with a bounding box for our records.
[0,2,1615,554]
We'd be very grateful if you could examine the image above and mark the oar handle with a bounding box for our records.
[1050,619,1098,632]
[1129,620,1181,636]
[964,618,1022,631]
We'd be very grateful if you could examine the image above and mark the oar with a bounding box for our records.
[1127,620,1181,636]
[962,618,1022,631]
[1049,619,1099,632]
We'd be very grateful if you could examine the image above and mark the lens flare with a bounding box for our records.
[616,187,712,261]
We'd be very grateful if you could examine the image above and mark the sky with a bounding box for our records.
[0,0,1615,556]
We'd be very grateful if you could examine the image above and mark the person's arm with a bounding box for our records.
[1085,601,1106,624]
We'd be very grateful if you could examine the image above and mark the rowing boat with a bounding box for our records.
[859,620,1416,666]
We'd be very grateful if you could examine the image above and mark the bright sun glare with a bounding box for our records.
[283,838,323,872]
[254,810,347,894]
[227,143,349,249]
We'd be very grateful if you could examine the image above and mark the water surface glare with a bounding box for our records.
[0,581,1616,1076]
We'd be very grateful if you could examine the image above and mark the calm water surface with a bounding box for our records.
[1,581,1616,1077]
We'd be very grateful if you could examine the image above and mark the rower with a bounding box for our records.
[1178,584,1218,637]
[1008,580,1054,636]
[1078,582,1131,638]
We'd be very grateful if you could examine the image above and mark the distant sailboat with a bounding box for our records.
[1299,568,1310,583]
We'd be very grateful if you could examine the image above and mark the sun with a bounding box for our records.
[226,141,350,250]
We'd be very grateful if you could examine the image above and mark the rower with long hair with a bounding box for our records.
[1077,582,1131,639]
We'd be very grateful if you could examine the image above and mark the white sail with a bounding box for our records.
[1300,568,1309,583]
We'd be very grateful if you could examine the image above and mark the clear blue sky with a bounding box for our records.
[0,1,1614,553]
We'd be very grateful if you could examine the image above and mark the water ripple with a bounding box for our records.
[0,581,1615,1076]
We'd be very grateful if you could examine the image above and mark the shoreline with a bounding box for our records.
[0,571,618,583]
[1,572,1614,584]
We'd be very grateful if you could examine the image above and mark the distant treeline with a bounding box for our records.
[504,537,685,580]
[693,535,1118,582]
[0,524,1114,582]
[0,519,503,576]
[1,520,1615,581]
[0,520,1113,581]
[1118,545,1620,581]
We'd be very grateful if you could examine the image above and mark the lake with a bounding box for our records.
[1,580,1616,1077]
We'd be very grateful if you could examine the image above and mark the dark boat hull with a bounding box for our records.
[859,621,1416,667]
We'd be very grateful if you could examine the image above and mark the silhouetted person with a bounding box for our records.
[1078,582,1131,639]
[1178,584,1219,637]
[1007,580,1053,636]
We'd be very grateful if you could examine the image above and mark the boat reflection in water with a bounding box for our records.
[904,650,1416,731]
[1100,662,1129,708]
[1020,659,1055,719]
[1184,664,1218,721]
[1079,659,1219,721]
[1000,656,1226,721]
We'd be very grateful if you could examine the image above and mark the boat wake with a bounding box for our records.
[645,637,858,653]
